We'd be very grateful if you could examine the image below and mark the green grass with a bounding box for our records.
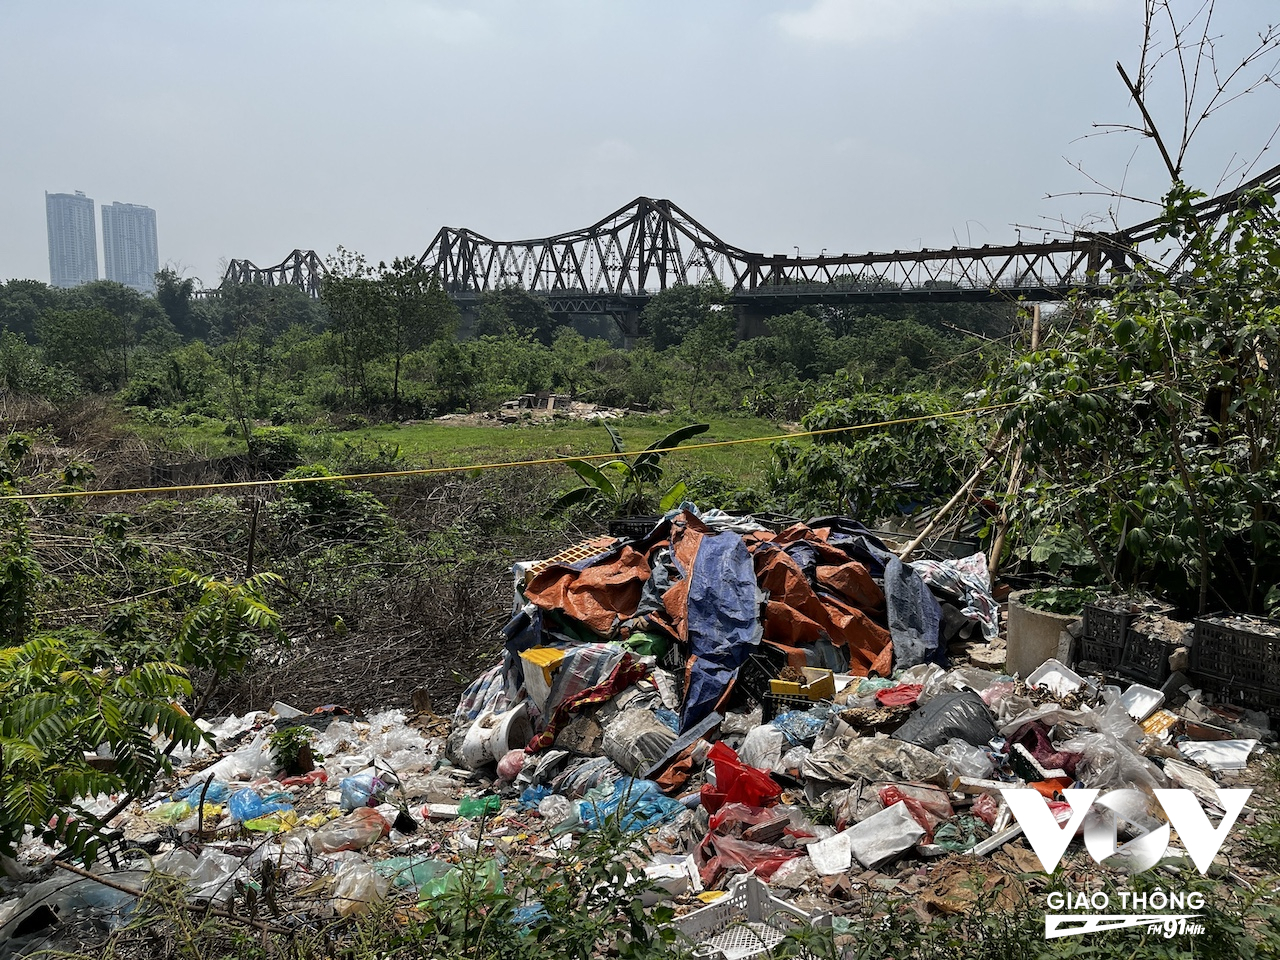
[129,412,797,494]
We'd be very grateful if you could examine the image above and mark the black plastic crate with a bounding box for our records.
[734,647,788,707]
[762,691,825,723]
[1192,614,1280,692]
[1193,672,1280,720]
[1084,601,1135,648]
[607,515,664,540]
[1118,629,1173,685]
[1078,633,1125,671]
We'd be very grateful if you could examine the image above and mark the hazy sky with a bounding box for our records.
[3,1,1278,287]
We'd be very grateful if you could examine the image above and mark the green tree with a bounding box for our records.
[35,308,128,391]
[474,286,557,345]
[378,257,459,413]
[984,185,1280,612]
[155,266,203,340]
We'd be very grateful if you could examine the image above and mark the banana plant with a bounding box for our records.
[547,422,709,517]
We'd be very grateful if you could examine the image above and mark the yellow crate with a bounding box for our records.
[520,647,567,687]
[768,667,836,701]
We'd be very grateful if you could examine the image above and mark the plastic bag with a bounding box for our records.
[551,756,621,799]
[310,807,390,852]
[933,815,983,852]
[980,681,1016,707]
[458,795,502,819]
[602,709,678,776]
[1057,731,1170,791]
[538,794,572,824]
[739,724,786,773]
[496,749,526,782]
[698,833,802,886]
[172,781,230,804]
[578,777,685,831]
[339,773,388,812]
[374,856,452,888]
[227,788,292,823]
[934,738,994,780]
[778,746,810,777]
[707,802,779,833]
[892,691,997,750]
[877,783,953,841]
[700,742,781,814]
[333,862,391,917]
[771,709,827,746]
[419,859,502,901]
[971,793,1000,827]
[875,684,923,708]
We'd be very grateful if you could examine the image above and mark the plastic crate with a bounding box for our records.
[1193,672,1280,720]
[1118,629,1173,686]
[672,874,828,960]
[608,515,663,540]
[1080,604,1131,650]
[735,648,787,707]
[1191,614,1280,692]
[1078,633,1125,671]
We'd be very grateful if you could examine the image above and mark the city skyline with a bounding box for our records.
[44,191,159,292]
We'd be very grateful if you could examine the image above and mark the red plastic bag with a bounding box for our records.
[708,802,778,833]
[875,683,923,707]
[971,792,1000,826]
[698,833,801,886]
[878,783,953,842]
[700,742,781,814]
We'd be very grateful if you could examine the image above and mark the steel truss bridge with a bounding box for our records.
[222,162,1280,324]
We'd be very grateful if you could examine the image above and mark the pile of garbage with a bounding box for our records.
[0,509,1271,957]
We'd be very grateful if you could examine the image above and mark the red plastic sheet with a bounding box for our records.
[700,742,781,814]
[875,684,923,707]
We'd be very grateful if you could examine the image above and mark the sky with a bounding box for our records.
[3,0,1279,288]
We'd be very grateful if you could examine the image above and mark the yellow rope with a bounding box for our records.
[0,399,1024,503]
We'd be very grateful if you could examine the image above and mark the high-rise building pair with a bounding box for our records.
[45,191,158,293]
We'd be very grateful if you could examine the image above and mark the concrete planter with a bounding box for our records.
[1006,591,1079,678]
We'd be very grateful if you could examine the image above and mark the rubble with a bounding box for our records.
[1,508,1275,958]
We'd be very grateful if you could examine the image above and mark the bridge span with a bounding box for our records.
[221,162,1280,328]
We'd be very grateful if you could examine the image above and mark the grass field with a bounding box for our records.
[131,412,798,494]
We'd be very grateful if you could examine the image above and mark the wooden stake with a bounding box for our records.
[988,304,1041,580]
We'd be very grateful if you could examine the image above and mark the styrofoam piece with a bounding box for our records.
[953,776,1012,795]
[846,801,926,868]
[1119,684,1164,722]
[968,823,1024,857]
[269,700,305,720]
[1178,738,1258,771]
[640,854,703,906]
[1026,658,1085,698]
[805,829,853,875]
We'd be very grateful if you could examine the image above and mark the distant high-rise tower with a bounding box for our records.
[102,201,159,294]
[45,190,99,288]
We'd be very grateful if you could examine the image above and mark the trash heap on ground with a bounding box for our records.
[1,509,1274,957]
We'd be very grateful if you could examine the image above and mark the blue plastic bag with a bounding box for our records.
[771,708,827,747]
[172,781,231,803]
[227,787,292,822]
[340,773,386,812]
[578,778,684,831]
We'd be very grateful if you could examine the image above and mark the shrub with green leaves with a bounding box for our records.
[983,185,1280,613]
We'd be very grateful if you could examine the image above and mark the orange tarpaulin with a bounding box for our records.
[753,546,892,677]
[524,545,650,637]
